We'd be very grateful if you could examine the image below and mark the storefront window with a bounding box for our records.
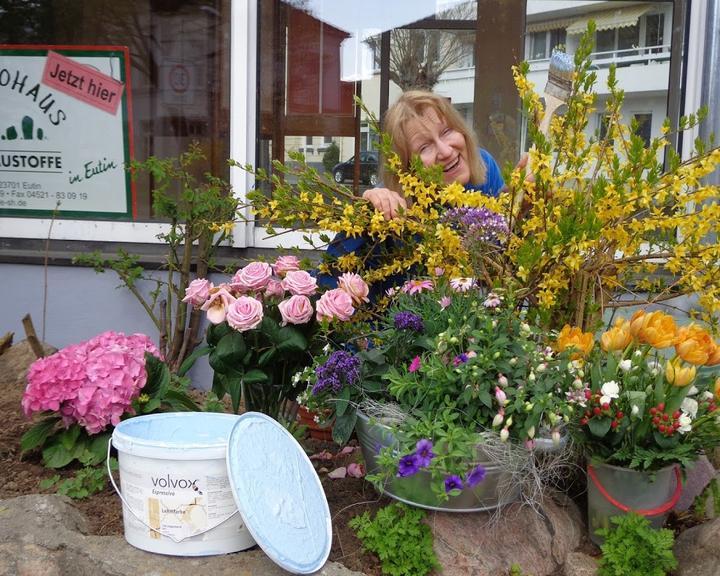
[0,0,230,220]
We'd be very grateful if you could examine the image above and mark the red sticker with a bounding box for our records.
[42,50,124,115]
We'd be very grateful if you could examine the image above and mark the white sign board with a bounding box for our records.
[0,46,134,219]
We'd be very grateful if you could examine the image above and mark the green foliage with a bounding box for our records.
[73,142,239,372]
[596,513,677,576]
[322,141,340,173]
[39,459,118,500]
[693,477,720,521]
[349,503,439,576]
[508,565,532,576]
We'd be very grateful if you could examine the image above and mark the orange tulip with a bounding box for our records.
[665,358,696,387]
[675,324,716,365]
[704,341,720,366]
[600,319,633,352]
[556,325,594,359]
[715,377,720,399]
[630,310,677,349]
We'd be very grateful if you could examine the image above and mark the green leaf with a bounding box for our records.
[83,433,111,466]
[258,348,277,366]
[335,385,351,417]
[163,389,201,411]
[243,369,269,384]
[206,322,233,346]
[227,375,243,413]
[333,410,357,445]
[20,416,61,452]
[588,417,612,438]
[177,346,211,376]
[211,331,247,371]
[43,442,77,469]
[276,327,308,353]
[59,425,82,451]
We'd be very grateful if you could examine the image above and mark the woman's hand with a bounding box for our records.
[362,187,408,220]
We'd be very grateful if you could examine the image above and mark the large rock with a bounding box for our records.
[429,492,583,576]
[673,517,720,576]
[0,494,364,576]
[562,552,598,576]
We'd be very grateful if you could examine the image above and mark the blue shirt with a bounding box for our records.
[318,148,505,297]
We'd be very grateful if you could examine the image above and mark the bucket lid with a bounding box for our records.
[226,412,332,574]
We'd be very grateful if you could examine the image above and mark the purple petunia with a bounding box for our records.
[394,311,425,333]
[465,465,486,488]
[397,453,421,477]
[453,353,469,366]
[312,350,361,395]
[415,439,436,467]
[444,475,464,493]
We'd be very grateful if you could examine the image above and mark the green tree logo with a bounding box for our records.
[2,115,44,140]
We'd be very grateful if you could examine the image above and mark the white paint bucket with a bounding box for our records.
[109,412,256,556]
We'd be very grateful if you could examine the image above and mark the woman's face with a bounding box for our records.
[404,107,470,185]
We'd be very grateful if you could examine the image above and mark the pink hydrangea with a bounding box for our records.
[22,331,161,435]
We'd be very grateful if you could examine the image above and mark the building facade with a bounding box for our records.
[0,1,717,367]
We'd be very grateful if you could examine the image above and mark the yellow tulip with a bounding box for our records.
[600,319,633,352]
[675,324,716,365]
[630,310,677,349]
[556,325,594,359]
[665,359,696,387]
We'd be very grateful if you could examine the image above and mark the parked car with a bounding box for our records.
[332,151,379,186]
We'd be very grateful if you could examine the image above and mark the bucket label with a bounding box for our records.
[121,464,238,541]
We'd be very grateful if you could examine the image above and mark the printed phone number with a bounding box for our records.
[0,190,88,200]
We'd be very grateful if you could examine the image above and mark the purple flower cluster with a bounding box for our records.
[397,439,436,477]
[443,465,487,494]
[442,207,509,246]
[312,350,361,395]
[393,311,425,333]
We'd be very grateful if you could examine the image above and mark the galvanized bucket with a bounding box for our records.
[355,411,522,512]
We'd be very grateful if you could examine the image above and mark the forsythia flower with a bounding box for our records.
[556,325,594,359]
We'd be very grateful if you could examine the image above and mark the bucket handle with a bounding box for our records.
[107,438,240,544]
[587,463,683,517]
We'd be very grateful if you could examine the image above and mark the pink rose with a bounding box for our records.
[200,286,236,324]
[316,288,355,322]
[231,261,272,292]
[278,295,314,325]
[182,278,213,306]
[273,255,301,277]
[281,270,317,296]
[226,296,264,331]
[337,272,369,305]
[264,279,285,298]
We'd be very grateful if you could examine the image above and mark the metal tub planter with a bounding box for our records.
[355,411,523,512]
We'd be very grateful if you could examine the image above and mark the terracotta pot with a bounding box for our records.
[297,405,334,441]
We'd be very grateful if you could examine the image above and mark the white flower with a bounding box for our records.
[451,277,476,293]
[492,413,504,427]
[482,291,502,307]
[687,385,699,396]
[681,397,698,419]
[677,413,693,434]
[619,359,632,372]
[600,380,620,405]
[322,343,332,354]
[500,428,510,442]
[537,363,547,373]
[702,391,715,401]
[631,404,639,416]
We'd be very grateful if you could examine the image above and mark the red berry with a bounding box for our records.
[653,416,661,425]
[658,402,665,411]
[593,407,602,416]
[673,411,681,419]
[585,410,591,418]
[580,418,588,425]
[650,407,657,416]
[616,411,624,419]
[601,403,610,410]
[610,420,619,429]
[658,424,666,433]
[584,390,592,400]
[662,413,670,422]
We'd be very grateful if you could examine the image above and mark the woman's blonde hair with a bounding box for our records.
[380,90,486,194]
